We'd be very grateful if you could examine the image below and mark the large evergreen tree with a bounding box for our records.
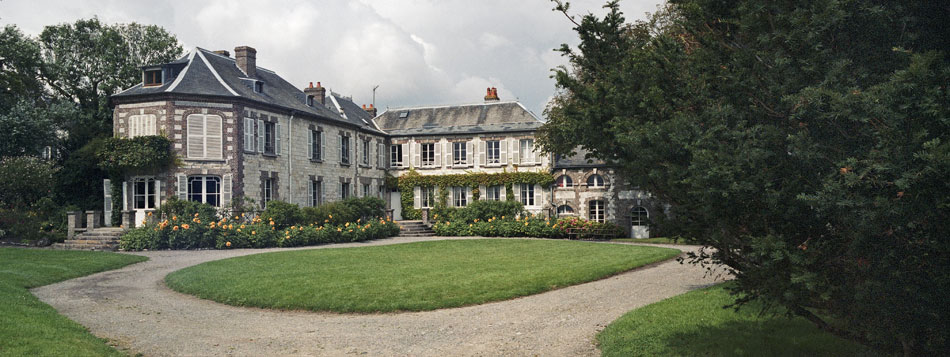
[541,1,948,354]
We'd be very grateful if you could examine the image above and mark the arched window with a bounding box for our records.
[589,200,605,222]
[587,174,604,187]
[631,206,649,226]
[557,205,574,215]
[556,175,573,188]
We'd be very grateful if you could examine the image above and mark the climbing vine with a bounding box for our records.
[395,169,554,220]
[96,135,178,224]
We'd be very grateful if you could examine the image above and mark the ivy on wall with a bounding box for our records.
[96,135,178,224]
[395,169,555,220]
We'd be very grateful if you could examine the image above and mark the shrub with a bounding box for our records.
[259,201,302,229]
[155,198,217,225]
[446,200,524,223]
[432,215,622,239]
[0,156,57,209]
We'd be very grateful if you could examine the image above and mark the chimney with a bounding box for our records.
[234,46,257,78]
[303,81,326,106]
[362,104,378,117]
[484,87,500,102]
[212,50,230,57]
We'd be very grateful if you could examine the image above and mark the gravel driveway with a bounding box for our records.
[32,237,727,356]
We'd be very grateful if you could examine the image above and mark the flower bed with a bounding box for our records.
[431,215,624,239]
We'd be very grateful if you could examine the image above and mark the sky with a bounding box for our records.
[0,0,662,117]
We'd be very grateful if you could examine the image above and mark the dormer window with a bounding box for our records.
[254,81,264,93]
[144,69,163,87]
[307,95,314,107]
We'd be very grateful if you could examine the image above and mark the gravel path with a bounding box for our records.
[33,237,727,356]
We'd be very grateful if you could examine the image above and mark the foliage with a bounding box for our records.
[439,200,524,223]
[0,248,145,356]
[396,169,554,220]
[95,135,177,177]
[0,156,57,209]
[0,25,44,113]
[121,197,398,251]
[165,239,679,312]
[431,215,623,239]
[597,283,875,356]
[542,1,949,353]
[0,100,58,158]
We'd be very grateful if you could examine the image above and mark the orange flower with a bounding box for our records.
[182,224,190,230]
[240,224,246,229]
[337,228,342,232]
[269,221,275,226]
[173,226,179,231]
[226,241,231,247]
[172,216,177,221]
[251,231,256,235]
[147,212,152,217]
[328,214,333,219]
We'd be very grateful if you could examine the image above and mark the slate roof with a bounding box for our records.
[554,147,607,168]
[326,91,379,130]
[373,101,543,137]
[113,47,382,134]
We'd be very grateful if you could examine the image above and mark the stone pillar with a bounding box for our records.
[122,210,135,230]
[85,210,101,229]
[67,211,81,239]
[421,208,430,225]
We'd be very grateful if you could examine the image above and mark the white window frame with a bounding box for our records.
[421,143,435,166]
[486,140,500,164]
[362,139,370,165]
[453,142,467,165]
[632,207,649,226]
[486,185,502,201]
[310,179,322,207]
[421,186,435,208]
[262,178,274,208]
[128,114,157,138]
[453,186,467,207]
[186,114,223,159]
[519,139,535,164]
[362,183,370,197]
[188,176,221,207]
[310,129,322,160]
[340,135,350,164]
[589,200,605,223]
[520,183,535,206]
[557,205,575,215]
[556,175,573,188]
[391,144,403,167]
[133,177,156,209]
[587,174,605,188]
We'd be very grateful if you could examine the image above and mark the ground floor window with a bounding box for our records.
[453,186,467,207]
[632,206,649,226]
[262,178,274,208]
[589,200,605,223]
[557,205,574,215]
[341,182,351,199]
[486,185,502,201]
[520,183,535,206]
[363,183,370,197]
[421,186,435,208]
[188,176,221,206]
[310,180,322,207]
[133,178,156,209]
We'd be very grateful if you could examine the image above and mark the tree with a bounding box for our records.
[0,25,44,112]
[540,1,949,354]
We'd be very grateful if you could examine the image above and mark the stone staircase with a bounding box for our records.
[396,220,436,237]
[52,227,124,251]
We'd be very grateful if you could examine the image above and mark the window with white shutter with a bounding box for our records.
[128,114,156,138]
[243,118,255,152]
[186,114,222,159]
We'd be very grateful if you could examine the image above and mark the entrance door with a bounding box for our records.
[631,206,649,239]
[132,177,161,227]
[390,190,402,221]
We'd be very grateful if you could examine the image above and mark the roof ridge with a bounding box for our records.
[382,100,520,112]
[197,47,278,74]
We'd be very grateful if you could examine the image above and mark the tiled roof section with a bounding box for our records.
[554,147,607,168]
[328,92,375,125]
[373,101,542,135]
[113,48,382,133]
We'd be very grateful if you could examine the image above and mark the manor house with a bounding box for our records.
[110,46,653,238]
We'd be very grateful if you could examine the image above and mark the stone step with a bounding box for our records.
[69,239,120,245]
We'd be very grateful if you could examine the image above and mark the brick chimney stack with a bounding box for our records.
[362,104,378,117]
[484,87,499,102]
[304,81,327,105]
[234,46,257,78]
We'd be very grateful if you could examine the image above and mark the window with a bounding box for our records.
[310,180,322,207]
[362,183,370,197]
[307,95,314,107]
[486,140,500,164]
[632,207,649,226]
[188,176,221,206]
[520,183,535,206]
[133,178,155,209]
[587,174,605,187]
[263,121,276,154]
[262,178,274,208]
[453,187,467,207]
[453,142,467,165]
[341,182,351,199]
[377,143,385,167]
[421,186,435,208]
[128,115,156,138]
[144,69,162,86]
[589,200,605,223]
[378,185,385,198]
[186,114,223,159]
[391,144,403,167]
[486,185,502,201]
[556,175,573,188]
[362,139,370,165]
[243,118,256,152]
[309,129,322,160]
[557,205,574,215]
[421,143,435,166]
[520,139,535,164]
[254,81,264,93]
[340,135,350,164]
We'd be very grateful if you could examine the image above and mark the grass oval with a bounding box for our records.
[165,239,680,313]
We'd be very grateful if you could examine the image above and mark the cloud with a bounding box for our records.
[0,0,662,115]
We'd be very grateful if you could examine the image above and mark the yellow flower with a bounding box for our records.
[361,228,365,232]
[324,219,329,223]
[348,229,353,233]
[433,214,438,219]
[172,216,177,221]
[194,213,199,217]
[237,228,242,232]
[141,219,147,225]
[226,241,231,247]
[234,216,240,220]
[501,216,505,219]
[241,213,246,217]
[269,221,275,226]
[337,228,342,232]
[357,218,361,223]
[328,214,333,219]
[345,222,351,227]
[228,224,233,229]
[524,222,529,226]
[147,212,152,217]
[469,224,473,227]
[251,231,256,235]
[299,227,303,231]
[240,225,246,229]
[173,226,179,231]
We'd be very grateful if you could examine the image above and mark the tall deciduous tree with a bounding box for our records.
[540,1,949,354]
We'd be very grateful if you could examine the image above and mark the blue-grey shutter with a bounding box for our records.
[257,119,264,153]
[275,121,282,155]
[307,130,313,159]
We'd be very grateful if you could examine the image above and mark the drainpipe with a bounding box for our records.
[288,111,295,204]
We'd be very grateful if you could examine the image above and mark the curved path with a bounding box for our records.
[33,237,727,356]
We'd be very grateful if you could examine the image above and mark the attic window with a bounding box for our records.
[399,111,409,119]
[307,95,314,107]
[254,81,264,93]
[144,69,163,87]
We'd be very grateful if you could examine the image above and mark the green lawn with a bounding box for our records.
[166,239,680,313]
[597,283,877,356]
[611,237,687,244]
[0,248,147,356]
